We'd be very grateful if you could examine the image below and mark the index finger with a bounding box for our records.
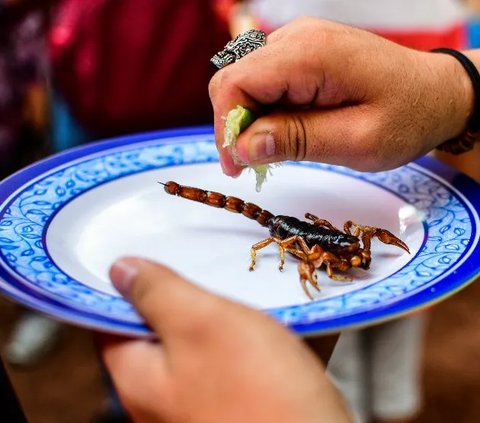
[208,29,326,175]
[209,32,294,175]
[209,44,290,135]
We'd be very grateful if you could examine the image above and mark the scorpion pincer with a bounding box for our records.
[160,181,410,299]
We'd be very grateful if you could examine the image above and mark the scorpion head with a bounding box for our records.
[335,236,372,270]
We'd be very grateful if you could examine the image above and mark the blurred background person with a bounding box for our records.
[0,0,59,366]
[0,1,51,179]
[49,0,231,150]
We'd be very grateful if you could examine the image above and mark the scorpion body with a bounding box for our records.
[269,215,360,254]
[161,181,409,298]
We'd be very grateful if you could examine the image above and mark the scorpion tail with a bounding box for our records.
[160,181,275,228]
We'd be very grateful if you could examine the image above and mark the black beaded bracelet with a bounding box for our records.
[431,48,480,154]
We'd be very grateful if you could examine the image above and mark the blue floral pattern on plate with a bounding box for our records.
[0,127,479,336]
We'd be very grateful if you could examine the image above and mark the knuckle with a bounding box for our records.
[292,16,320,29]
[208,72,220,100]
[209,67,233,100]
[216,66,238,90]
[285,115,308,162]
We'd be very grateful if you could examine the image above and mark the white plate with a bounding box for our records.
[0,127,479,336]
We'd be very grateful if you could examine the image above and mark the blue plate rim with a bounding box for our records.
[1,125,479,337]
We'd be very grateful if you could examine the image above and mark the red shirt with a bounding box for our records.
[50,0,231,137]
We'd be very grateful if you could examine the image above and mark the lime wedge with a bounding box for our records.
[223,105,274,192]
[224,105,255,148]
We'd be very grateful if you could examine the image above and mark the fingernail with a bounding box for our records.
[110,258,140,297]
[219,155,229,174]
[239,132,276,162]
[220,152,245,177]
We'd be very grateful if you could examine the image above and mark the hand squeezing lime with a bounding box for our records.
[223,105,273,192]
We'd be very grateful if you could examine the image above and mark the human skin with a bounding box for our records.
[99,17,480,422]
[209,17,476,176]
[100,258,353,423]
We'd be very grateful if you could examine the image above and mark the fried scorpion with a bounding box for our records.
[160,181,410,298]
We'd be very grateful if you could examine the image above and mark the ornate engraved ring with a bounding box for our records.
[211,29,267,69]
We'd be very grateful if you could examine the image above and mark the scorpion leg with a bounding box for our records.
[305,213,340,231]
[299,261,317,299]
[297,246,354,298]
[298,244,327,295]
[249,237,279,271]
[250,235,310,272]
[277,235,311,271]
[309,249,352,282]
[343,220,361,237]
[298,257,325,299]
[325,260,353,282]
[285,244,326,290]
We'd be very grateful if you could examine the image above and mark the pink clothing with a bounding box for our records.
[49,0,231,137]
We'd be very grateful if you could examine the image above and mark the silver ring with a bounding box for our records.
[211,29,267,69]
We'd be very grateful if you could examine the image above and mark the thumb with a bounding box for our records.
[234,107,377,170]
[110,257,223,345]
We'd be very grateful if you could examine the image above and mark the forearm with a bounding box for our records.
[419,49,474,146]
[420,48,480,153]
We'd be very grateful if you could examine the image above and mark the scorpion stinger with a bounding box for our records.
[161,181,410,300]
